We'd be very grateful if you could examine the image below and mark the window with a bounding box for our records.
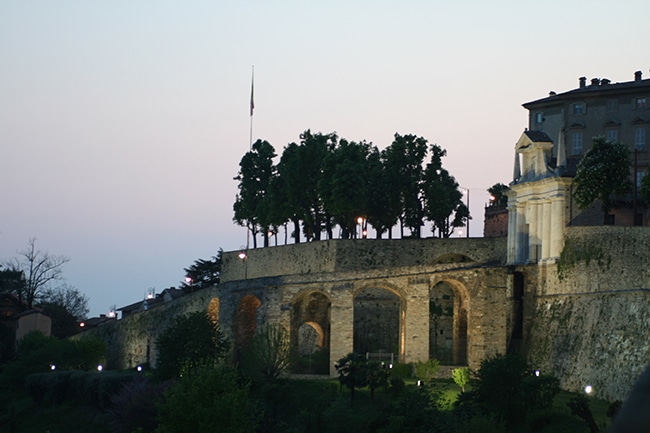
[606,129,618,143]
[604,214,615,225]
[635,127,646,150]
[636,170,645,189]
[535,112,544,124]
[635,97,649,110]
[607,100,618,112]
[572,132,583,155]
[572,103,585,115]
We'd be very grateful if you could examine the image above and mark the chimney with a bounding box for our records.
[635,70,643,81]
[601,78,610,85]
[590,78,600,86]
[579,77,586,88]
[549,91,557,96]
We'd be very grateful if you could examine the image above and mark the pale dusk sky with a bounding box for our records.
[1,0,648,317]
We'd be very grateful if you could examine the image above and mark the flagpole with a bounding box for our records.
[249,65,254,151]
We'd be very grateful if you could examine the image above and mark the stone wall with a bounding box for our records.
[524,226,650,402]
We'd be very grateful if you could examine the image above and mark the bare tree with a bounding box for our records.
[7,238,70,308]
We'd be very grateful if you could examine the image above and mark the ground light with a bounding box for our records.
[584,385,593,395]
[97,364,103,372]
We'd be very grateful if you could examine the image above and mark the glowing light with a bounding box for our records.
[97,364,103,372]
[79,322,85,327]
[137,365,143,372]
[535,370,540,377]
[584,385,593,394]
[238,251,247,260]
[50,364,56,371]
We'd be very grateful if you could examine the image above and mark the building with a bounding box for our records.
[507,71,650,264]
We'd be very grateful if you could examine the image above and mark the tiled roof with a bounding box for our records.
[524,78,650,108]
[524,130,552,143]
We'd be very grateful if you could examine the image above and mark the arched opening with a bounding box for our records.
[291,291,330,374]
[234,295,261,359]
[353,287,402,362]
[429,280,468,365]
[207,297,220,324]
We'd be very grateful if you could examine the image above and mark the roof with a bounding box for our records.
[524,130,552,143]
[523,77,650,108]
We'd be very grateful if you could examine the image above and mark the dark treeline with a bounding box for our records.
[234,130,470,248]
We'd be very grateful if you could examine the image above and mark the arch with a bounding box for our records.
[234,295,261,357]
[430,279,469,365]
[207,297,220,324]
[298,321,324,355]
[291,290,331,374]
[433,253,474,264]
[353,285,403,361]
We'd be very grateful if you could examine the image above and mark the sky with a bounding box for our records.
[1,0,649,318]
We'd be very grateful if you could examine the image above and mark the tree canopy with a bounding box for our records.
[233,130,469,245]
[573,137,632,216]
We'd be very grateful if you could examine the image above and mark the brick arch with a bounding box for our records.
[234,294,261,357]
[353,283,404,361]
[433,253,475,264]
[430,278,470,365]
[291,290,331,373]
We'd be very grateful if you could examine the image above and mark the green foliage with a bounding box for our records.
[154,311,229,380]
[335,353,369,400]
[389,362,413,379]
[414,359,440,386]
[451,367,470,392]
[156,365,258,433]
[487,183,509,207]
[240,324,292,382]
[557,236,611,281]
[466,353,560,427]
[181,250,222,292]
[573,137,632,214]
[0,331,106,390]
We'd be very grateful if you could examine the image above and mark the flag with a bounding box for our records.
[250,68,254,117]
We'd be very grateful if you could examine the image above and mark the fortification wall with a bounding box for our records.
[221,237,506,282]
[525,226,650,402]
[77,287,220,369]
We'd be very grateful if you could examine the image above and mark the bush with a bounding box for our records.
[156,365,258,433]
[389,362,412,379]
[240,324,292,381]
[109,374,169,433]
[414,359,440,386]
[451,367,470,392]
[155,312,229,380]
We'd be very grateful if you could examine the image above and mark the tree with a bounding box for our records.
[383,133,428,237]
[240,324,292,382]
[234,139,277,248]
[181,250,222,292]
[40,285,89,338]
[488,183,510,207]
[573,137,632,218]
[155,311,229,380]
[319,139,373,239]
[366,148,400,238]
[452,367,470,392]
[335,352,369,401]
[4,238,69,308]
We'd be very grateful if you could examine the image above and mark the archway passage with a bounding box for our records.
[234,295,261,359]
[353,287,401,361]
[291,291,330,374]
[429,280,468,365]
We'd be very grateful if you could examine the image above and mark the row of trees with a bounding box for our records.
[234,131,470,248]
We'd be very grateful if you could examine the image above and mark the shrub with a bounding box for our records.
[109,374,169,433]
[414,359,440,386]
[451,367,470,392]
[240,324,292,381]
[155,311,229,380]
[156,365,258,433]
[389,362,412,379]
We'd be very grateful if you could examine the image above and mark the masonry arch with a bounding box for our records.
[234,294,261,358]
[429,279,469,365]
[353,284,404,361]
[291,290,330,373]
